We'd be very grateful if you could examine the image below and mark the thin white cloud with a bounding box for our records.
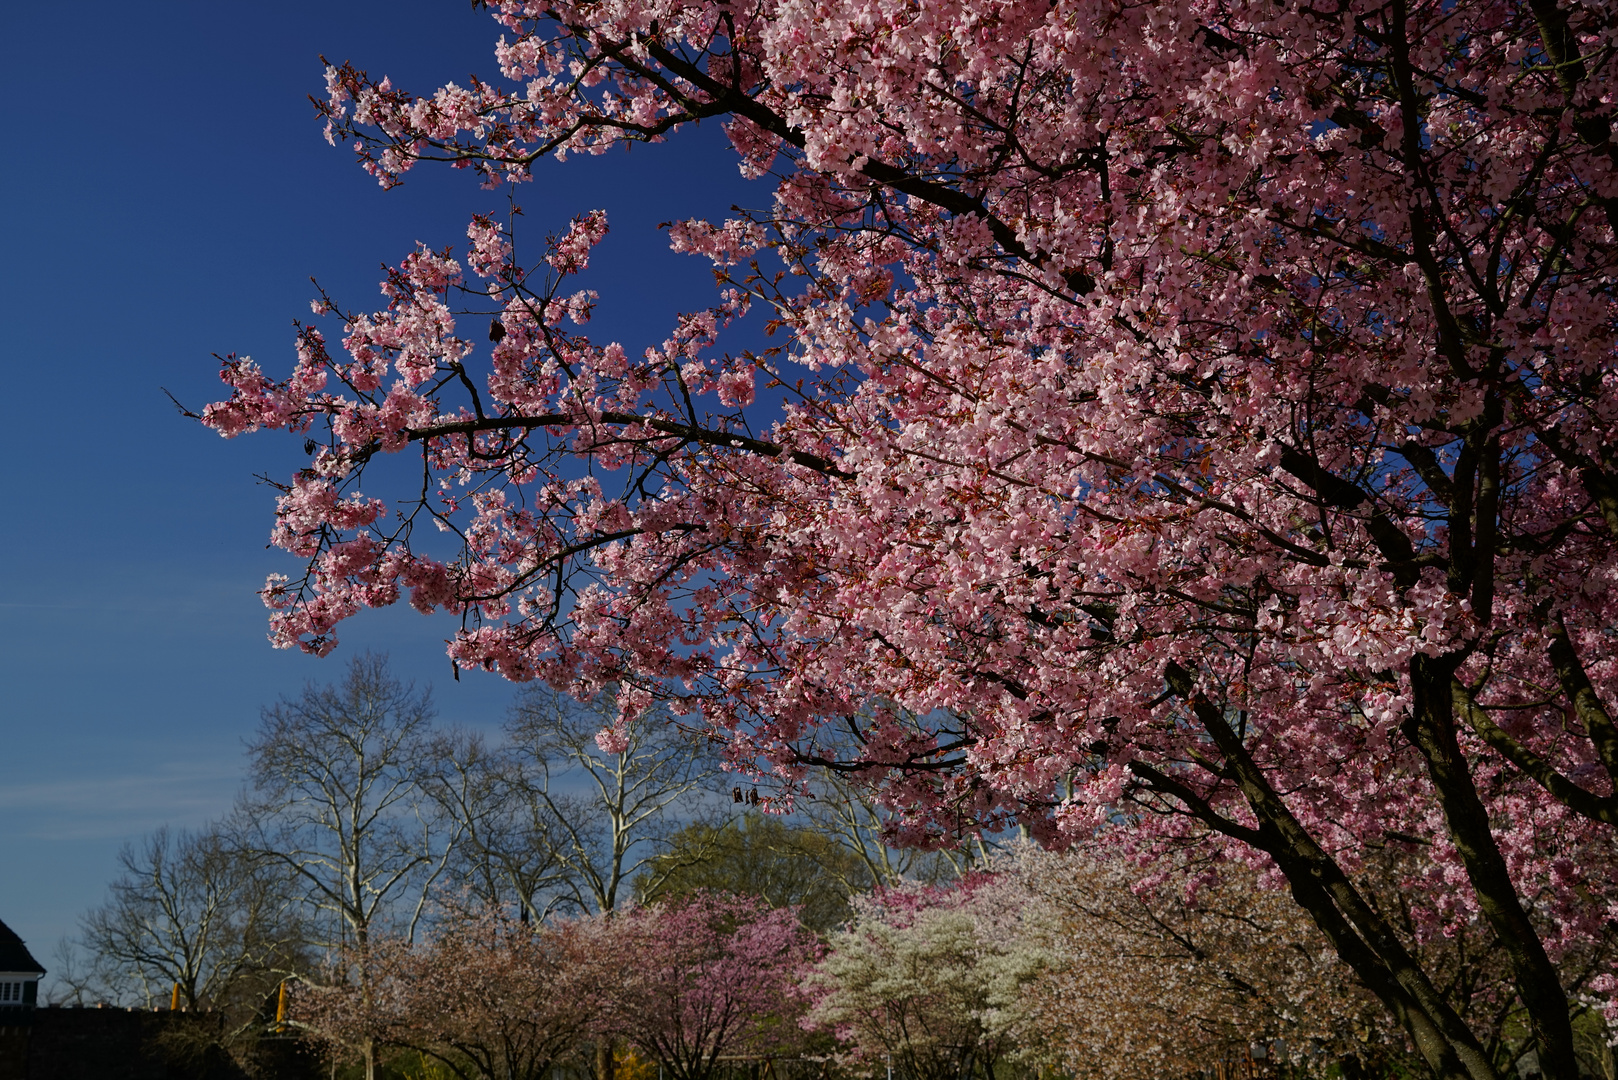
[0,762,241,841]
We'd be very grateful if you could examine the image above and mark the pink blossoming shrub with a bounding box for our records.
[592,893,822,1080]
[296,906,605,1080]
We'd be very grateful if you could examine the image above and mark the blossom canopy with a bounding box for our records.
[202,3,1618,1080]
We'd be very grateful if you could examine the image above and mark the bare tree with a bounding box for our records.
[240,652,453,951]
[792,722,989,889]
[421,728,568,924]
[397,688,715,1080]
[796,767,972,889]
[502,686,717,916]
[78,822,302,1010]
[73,822,303,1069]
[241,653,455,1080]
[80,823,298,1009]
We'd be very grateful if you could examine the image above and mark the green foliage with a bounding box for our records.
[1572,1007,1617,1080]
[635,813,871,932]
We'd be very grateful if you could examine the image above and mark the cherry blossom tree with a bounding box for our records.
[806,878,1047,1080]
[1009,845,1399,1080]
[795,728,992,890]
[593,893,821,1080]
[297,904,604,1080]
[198,2,1618,1078]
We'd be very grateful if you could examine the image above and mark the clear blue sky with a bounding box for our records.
[0,0,765,969]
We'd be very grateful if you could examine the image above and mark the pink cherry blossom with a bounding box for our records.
[588,892,821,1080]
[205,2,1618,1075]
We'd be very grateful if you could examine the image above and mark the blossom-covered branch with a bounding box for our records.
[204,2,1618,1076]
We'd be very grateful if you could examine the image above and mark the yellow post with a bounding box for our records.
[275,981,288,1031]
[170,983,180,1011]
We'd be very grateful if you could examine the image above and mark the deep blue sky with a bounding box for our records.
[0,0,765,972]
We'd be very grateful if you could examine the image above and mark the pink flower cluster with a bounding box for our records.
[215,0,1618,1064]
[301,895,820,1079]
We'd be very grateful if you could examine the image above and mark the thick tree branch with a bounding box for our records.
[1162,661,1500,1080]
[1405,653,1576,1080]
[410,412,852,479]
[1451,677,1618,826]
[1546,614,1618,783]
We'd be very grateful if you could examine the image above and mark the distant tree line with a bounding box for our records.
[58,654,961,1076]
[61,656,1618,1080]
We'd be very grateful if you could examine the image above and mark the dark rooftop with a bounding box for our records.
[0,917,46,975]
